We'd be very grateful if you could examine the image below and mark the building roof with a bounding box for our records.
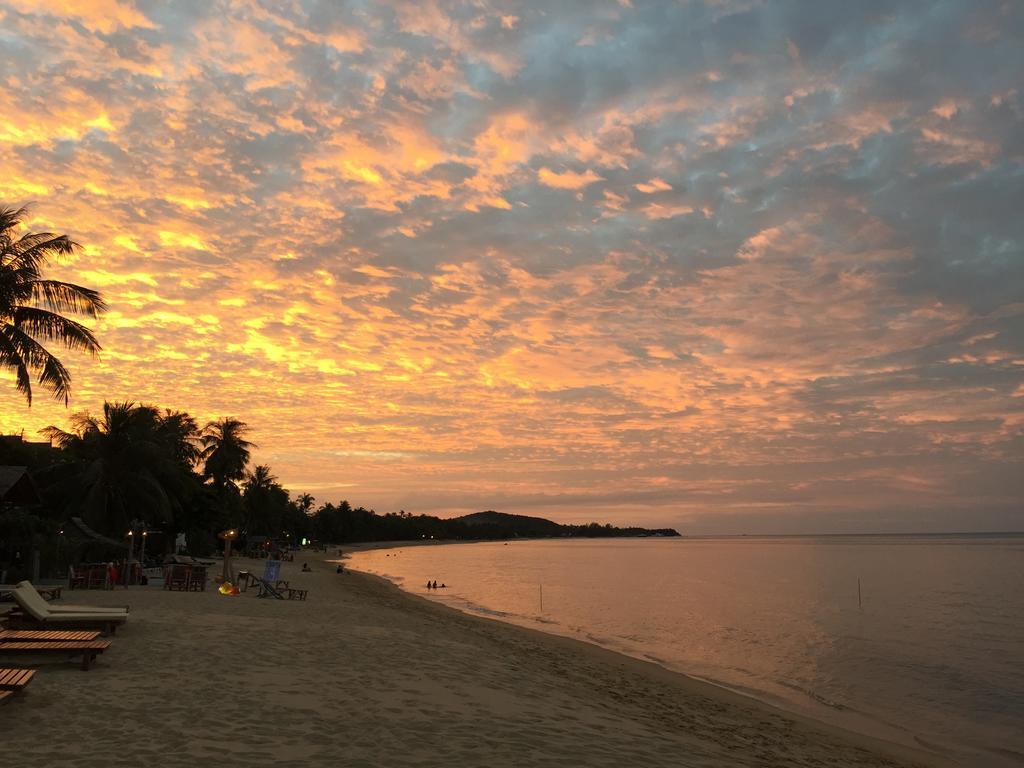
[0,466,41,506]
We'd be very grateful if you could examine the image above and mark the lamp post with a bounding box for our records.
[218,529,239,585]
[126,529,134,587]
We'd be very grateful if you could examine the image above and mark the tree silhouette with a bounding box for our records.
[296,492,315,515]
[241,464,289,535]
[41,401,199,537]
[200,417,254,490]
[0,205,106,405]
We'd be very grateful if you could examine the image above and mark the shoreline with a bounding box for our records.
[337,543,956,768]
[4,551,954,767]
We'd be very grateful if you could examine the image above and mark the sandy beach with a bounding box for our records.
[2,553,949,768]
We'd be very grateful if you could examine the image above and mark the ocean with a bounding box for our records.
[347,535,1024,767]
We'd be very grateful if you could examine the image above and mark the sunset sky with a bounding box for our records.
[1,1,1021,533]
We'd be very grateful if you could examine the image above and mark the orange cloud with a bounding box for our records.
[537,167,604,190]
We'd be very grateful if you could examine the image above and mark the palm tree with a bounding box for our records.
[241,464,288,535]
[41,402,199,537]
[243,464,278,494]
[200,417,254,490]
[0,205,106,405]
[158,409,202,468]
[296,492,315,516]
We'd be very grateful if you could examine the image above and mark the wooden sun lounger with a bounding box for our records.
[0,667,36,690]
[0,630,101,642]
[0,585,62,602]
[0,641,111,670]
[6,583,128,636]
[15,581,128,613]
[4,612,126,636]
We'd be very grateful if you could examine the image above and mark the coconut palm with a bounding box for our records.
[40,402,199,537]
[241,464,289,535]
[296,492,315,515]
[0,205,106,405]
[200,417,254,490]
[157,409,202,468]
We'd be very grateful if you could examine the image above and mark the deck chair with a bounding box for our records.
[0,641,111,670]
[6,585,127,636]
[16,582,128,615]
[248,574,284,599]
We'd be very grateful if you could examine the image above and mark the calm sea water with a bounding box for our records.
[348,535,1024,767]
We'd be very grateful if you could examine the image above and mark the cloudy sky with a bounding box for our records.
[1,0,1021,533]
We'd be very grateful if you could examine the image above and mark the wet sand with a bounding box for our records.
[1,554,950,767]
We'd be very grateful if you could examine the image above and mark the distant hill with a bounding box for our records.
[309,502,680,543]
[453,510,680,539]
[455,511,564,537]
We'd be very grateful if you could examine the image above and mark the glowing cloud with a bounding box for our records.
[0,0,1020,532]
[537,167,605,190]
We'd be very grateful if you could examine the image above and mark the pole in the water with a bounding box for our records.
[858,577,862,609]
[540,584,543,613]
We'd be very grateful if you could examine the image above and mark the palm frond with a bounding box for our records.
[40,424,78,449]
[13,306,101,353]
[2,323,71,404]
[29,280,107,316]
[0,327,33,404]
[0,205,28,232]
[37,354,73,405]
[9,233,78,271]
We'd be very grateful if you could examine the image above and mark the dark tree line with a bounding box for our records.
[309,506,679,543]
[2,402,309,567]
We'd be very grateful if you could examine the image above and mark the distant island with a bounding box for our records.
[311,504,680,543]
[456,511,680,540]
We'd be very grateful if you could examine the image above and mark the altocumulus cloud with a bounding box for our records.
[0,0,1021,532]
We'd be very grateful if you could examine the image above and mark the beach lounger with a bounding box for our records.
[0,667,36,690]
[5,585,127,636]
[0,668,36,704]
[0,630,101,642]
[0,584,62,602]
[16,582,128,614]
[0,641,111,670]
